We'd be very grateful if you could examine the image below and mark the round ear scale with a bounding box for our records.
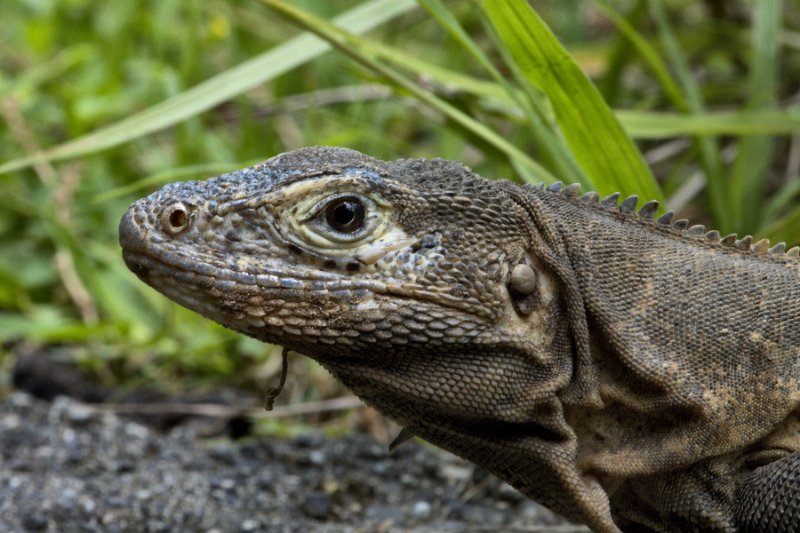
[509,262,538,316]
[510,263,537,295]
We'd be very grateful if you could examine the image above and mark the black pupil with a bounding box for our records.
[169,209,187,228]
[326,198,365,233]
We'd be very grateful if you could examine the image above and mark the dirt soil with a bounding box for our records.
[0,386,589,533]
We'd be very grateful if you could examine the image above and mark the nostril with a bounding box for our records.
[161,203,191,235]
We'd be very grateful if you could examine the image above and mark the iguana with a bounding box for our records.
[119,146,800,532]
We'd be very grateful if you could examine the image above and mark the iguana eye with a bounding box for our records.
[299,192,379,244]
[324,196,365,233]
[283,185,396,249]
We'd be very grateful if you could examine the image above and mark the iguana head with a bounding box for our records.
[120,146,566,410]
[119,147,611,528]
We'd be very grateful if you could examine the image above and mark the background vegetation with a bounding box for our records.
[1,0,799,432]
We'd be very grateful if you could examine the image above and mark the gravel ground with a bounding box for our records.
[0,391,586,533]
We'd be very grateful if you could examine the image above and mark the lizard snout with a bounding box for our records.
[118,207,145,254]
[118,206,153,280]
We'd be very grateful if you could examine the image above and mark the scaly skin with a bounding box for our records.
[120,147,800,532]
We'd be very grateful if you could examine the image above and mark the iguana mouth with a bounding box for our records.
[121,212,493,321]
[121,246,388,295]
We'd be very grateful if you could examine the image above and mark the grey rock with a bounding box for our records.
[302,491,332,520]
[0,392,583,532]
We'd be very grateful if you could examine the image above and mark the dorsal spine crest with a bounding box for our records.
[537,182,799,262]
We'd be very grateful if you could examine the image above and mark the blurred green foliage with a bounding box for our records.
[1,0,799,400]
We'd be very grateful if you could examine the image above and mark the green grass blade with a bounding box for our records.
[647,0,727,229]
[763,179,800,227]
[733,0,782,233]
[261,0,557,184]
[785,30,800,49]
[483,19,591,187]
[761,204,800,246]
[482,0,663,202]
[304,44,799,140]
[593,0,687,111]
[598,0,645,105]
[0,0,417,175]
[91,161,261,204]
[418,0,503,81]
[617,108,800,138]
[419,0,589,186]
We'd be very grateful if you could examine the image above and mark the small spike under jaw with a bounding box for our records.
[788,247,800,257]
[656,211,674,225]
[548,182,564,192]
[705,230,720,241]
[618,195,638,213]
[638,201,659,219]
[601,192,620,206]
[721,234,737,246]
[736,236,753,250]
[388,427,416,452]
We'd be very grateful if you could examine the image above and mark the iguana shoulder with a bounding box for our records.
[521,180,800,530]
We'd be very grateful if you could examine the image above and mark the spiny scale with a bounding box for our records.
[737,236,753,250]
[548,182,799,261]
[770,243,785,254]
[752,239,770,255]
[673,219,689,230]
[600,192,620,207]
[638,201,659,219]
[563,183,582,198]
[581,191,599,203]
[618,195,638,213]
[657,211,674,225]
[687,225,705,237]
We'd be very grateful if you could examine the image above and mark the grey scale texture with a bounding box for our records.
[120,147,800,532]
